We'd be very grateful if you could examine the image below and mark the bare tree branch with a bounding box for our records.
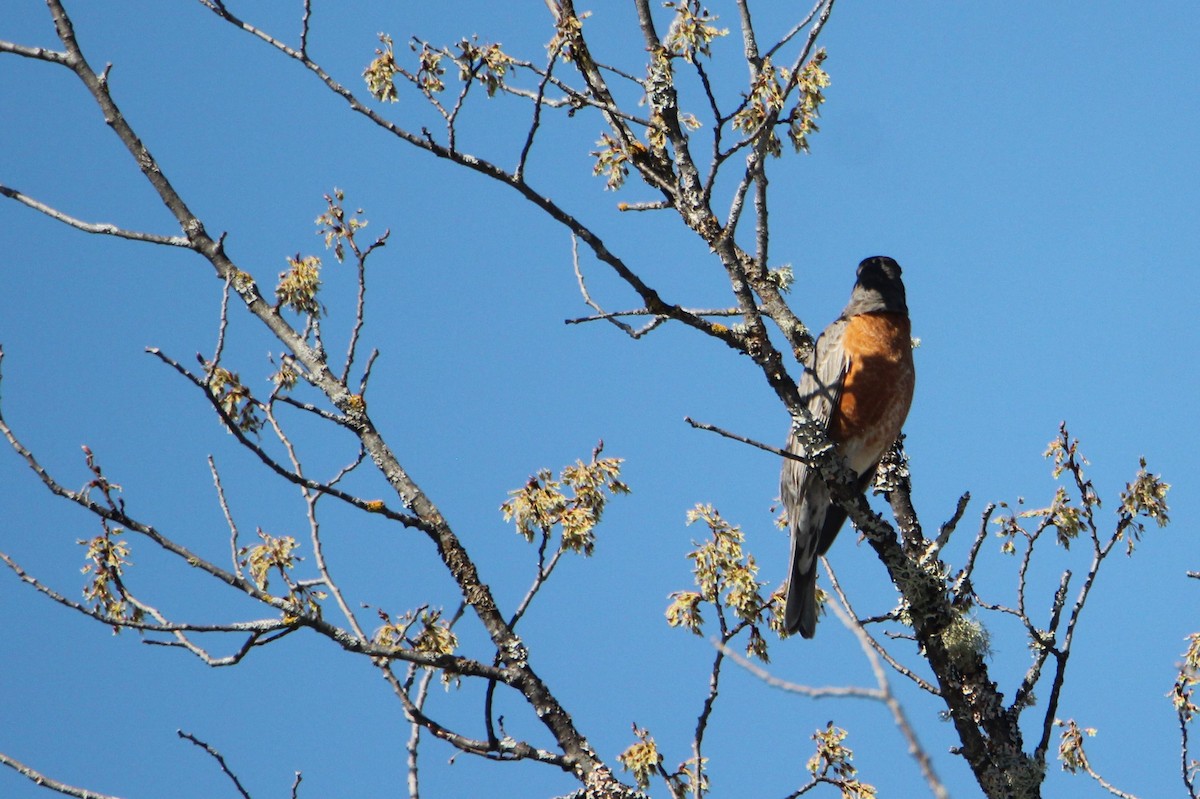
[377,661,569,768]
[951,502,996,599]
[4,4,642,789]
[0,184,190,246]
[718,640,881,700]
[209,456,244,579]
[149,347,424,529]
[0,751,124,799]
[194,1,740,368]
[824,565,948,799]
[824,561,940,696]
[0,549,286,636]
[923,491,971,563]
[0,38,70,64]
[178,730,253,799]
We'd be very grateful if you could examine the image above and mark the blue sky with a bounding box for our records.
[1,2,1198,797]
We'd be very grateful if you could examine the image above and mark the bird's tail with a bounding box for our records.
[784,555,818,638]
[782,477,843,639]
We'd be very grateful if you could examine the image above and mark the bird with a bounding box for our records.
[781,256,915,638]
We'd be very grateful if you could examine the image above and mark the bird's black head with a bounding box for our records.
[845,255,908,316]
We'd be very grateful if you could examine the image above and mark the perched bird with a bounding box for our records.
[781,256,915,638]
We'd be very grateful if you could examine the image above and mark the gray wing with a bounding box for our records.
[781,319,850,637]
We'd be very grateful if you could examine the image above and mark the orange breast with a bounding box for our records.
[829,312,915,474]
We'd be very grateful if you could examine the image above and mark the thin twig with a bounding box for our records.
[691,643,726,799]
[923,492,970,563]
[764,0,828,60]
[1011,572,1069,714]
[376,661,567,767]
[150,346,423,529]
[145,626,299,666]
[509,546,567,630]
[952,502,996,598]
[299,0,312,57]
[178,730,253,799]
[406,603,467,799]
[0,184,189,246]
[0,549,284,636]
[0,751,124,799]
[1086,767,1141,799]
[209,456,243,578]
[340,229,389,386]
[571,234,642,338]
[302,449,370,640]
[273,393,347,424]
[406,664,437,799]
[211,268,233,368]
[1181,706,1198,799]
[515,37,561,181]
[825,564,949,799]
[565,307,740,325]
[824,561,941,696]
[718,641,881,699]
[685,416,801,461]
